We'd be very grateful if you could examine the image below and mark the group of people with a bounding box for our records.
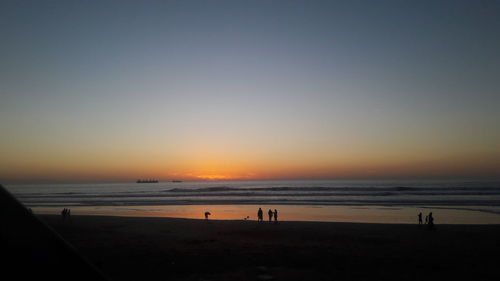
[203,208,279,223]
[61,208,71,220]
[418,212,434,228]
[258,207,278,223]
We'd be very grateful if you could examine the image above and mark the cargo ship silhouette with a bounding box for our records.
[136,179,159,183]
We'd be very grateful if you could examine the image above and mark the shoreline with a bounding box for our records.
[29,203,500,224]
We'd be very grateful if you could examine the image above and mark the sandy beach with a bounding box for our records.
[38,215,500,281]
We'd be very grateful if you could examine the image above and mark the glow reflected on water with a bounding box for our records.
[31,204,500,224]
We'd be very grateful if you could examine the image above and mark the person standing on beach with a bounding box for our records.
[257,208,263,222]
[418,212,422,225]
[61,208,67,221]
[268,209,273,222]
[428,212,434,229]
[273,209,278,223]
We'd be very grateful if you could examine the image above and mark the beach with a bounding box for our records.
[4,1,500,280]
[7,180,500,225]
[38,215,500,281]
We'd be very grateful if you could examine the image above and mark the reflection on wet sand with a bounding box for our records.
[31,204,500,224]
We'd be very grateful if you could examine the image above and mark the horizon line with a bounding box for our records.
[3,176,500,185]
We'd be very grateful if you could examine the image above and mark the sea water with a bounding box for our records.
[5,179,500,224]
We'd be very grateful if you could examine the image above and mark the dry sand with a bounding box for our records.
[39,215,500,281]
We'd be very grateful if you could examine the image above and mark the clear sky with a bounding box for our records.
[1,0,499,182]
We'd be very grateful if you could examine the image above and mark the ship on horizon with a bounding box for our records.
[136,179,159,183]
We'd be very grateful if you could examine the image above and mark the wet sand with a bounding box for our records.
[39,215,500,281]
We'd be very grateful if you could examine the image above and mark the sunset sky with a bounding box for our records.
[1,0,499,182]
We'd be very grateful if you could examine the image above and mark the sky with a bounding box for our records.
[1,0,499,182]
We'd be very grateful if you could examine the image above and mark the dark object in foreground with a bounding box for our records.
[0,185,109,281]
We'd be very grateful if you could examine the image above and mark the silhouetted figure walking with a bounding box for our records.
[204,211,211,220]
[268,209,273,222]
[418,212,422,225]
[425,214,429,224]
[273,209,278,223]
[257,208,263,222]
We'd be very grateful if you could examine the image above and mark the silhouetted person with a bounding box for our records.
[418,212,422,225]
[204,211,211,220]
[273,209,278,223]
[257,208,263,222]
[61,208,67,221]
[67,208,72,223]
[268,209,273,222]
[425,214,429,224]
[428,212,434,229]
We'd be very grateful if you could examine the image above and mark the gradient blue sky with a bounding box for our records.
[1,0,499,182]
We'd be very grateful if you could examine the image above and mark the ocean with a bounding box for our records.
[5,179,500,224]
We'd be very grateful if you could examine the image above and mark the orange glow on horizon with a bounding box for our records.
[1,150,499,183]
[196,174,235,180]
